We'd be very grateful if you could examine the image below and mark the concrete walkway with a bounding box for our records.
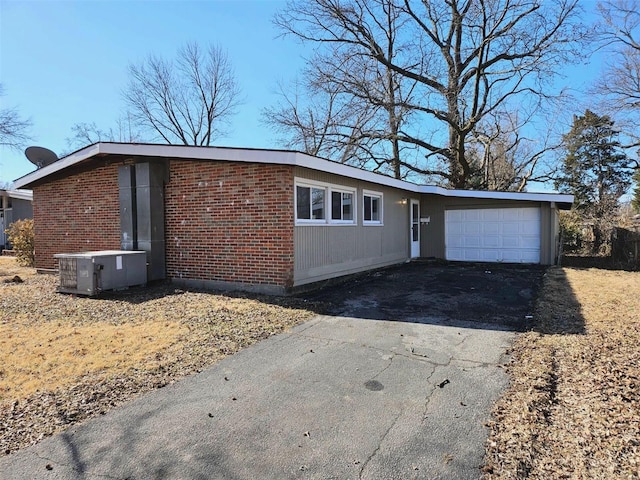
[0,312,515,480]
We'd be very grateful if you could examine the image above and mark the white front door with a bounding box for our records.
[410,200,420,258]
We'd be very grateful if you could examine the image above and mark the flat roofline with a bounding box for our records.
[13,142,573,207]
[1,189,33,202]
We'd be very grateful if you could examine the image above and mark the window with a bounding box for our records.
[295,179,356,225]
[296,185,325,220]
[363,191,383,224]
[331,191,354,222]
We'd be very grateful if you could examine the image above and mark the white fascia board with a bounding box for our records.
[292,151,419,192]
[13,143,303,189]
[13,142,573,206]
[419,185,574,204]
[95,142,302,165]
[99,143,416,191]
[14,142,416,191]
[6,189,33,201]
[13,143,102,188]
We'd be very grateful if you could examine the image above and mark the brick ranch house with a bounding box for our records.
[14,142,573,294]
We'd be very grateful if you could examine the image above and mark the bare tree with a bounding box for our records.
[123,43,242,146]
[267,2,419,179]
[0,84,32,151]
[467,109,563,191]
[264,78,381,166]
[596,0,640,150]
[275,0,588,188]
[264,58,418,178]
[65,114,141,152]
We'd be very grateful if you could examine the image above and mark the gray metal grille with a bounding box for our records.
[58,257,77,289]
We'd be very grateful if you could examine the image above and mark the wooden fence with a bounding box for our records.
[611,226,640,264]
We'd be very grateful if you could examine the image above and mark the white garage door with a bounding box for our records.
[445,207,541,263]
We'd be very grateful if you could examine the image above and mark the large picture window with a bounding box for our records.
[295,179,356,225]
[363,191,383,225]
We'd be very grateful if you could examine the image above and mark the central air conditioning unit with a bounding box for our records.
[54,250,147,296]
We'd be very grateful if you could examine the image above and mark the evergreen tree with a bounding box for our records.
[555,110,632,252]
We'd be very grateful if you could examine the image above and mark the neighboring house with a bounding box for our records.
[13,143,573,294]
[1,189,34,251]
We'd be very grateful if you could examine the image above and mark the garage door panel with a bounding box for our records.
[464,223,481,235]
[520,208,540,221]
[483,236,500,248]
[447,210,464,221]
[501,223,520,235]
[482,222,501,235]
[482,210,501,221]
[502,250,525,263]
[448,236,464,248]
[480,249,501,261]
[501,236,521,248]
[445,207,541,264]
[502,249,540,263]
[521,236,541,249]
[464,236,482,248]
[465,210,482,221]
[447,222,463,235]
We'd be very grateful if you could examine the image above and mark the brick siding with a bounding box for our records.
[165,160,295,288]
[32,159,295,288]
[33,164,121,270]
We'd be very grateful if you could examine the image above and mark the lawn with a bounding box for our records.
[3,257,639,476]
[0,257,318,455]
[484,266,640,479]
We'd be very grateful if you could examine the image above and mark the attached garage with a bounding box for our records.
[14,143,574,294]
[419,190,572,267]
[445,207,541,263]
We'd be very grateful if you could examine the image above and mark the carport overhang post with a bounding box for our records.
[539,202,557,265]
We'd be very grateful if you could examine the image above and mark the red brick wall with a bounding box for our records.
[165,160,295,288]
[32,159,296,288]
[33,164,121,269]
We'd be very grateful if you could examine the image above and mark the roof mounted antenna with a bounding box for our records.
[25,146,59,169]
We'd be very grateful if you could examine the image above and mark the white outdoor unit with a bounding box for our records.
[54,250,147,296]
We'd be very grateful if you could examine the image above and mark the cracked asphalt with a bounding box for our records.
[0,263,542,480]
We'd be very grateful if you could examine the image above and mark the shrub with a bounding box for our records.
[6,219,35,267]
[559,210,584,253]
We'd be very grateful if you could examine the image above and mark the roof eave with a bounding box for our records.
[13,143,103,189]
[12,142,574,208]
[418,185,574,207]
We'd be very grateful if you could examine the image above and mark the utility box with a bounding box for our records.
[54,250,147,296]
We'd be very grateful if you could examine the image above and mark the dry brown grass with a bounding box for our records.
[1,320,185,400]
[0,257,319,454]
[484,266,640,479]
[0,256,36,280]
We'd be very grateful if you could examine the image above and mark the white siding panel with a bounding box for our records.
[445,207,541,263]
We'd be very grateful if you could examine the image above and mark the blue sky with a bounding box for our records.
[0,0,308,183]
[0,0,603,187]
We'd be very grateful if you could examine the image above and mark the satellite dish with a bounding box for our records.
[25,146,59,169]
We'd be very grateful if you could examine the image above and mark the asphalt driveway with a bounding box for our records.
[0,263,544,480]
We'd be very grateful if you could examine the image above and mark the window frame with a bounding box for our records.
[330,187,356,224]
[294,179,357,226]
[363,190,384,225]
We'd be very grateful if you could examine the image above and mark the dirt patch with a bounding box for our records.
[484,266,640,479]
[0,258,319,456]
